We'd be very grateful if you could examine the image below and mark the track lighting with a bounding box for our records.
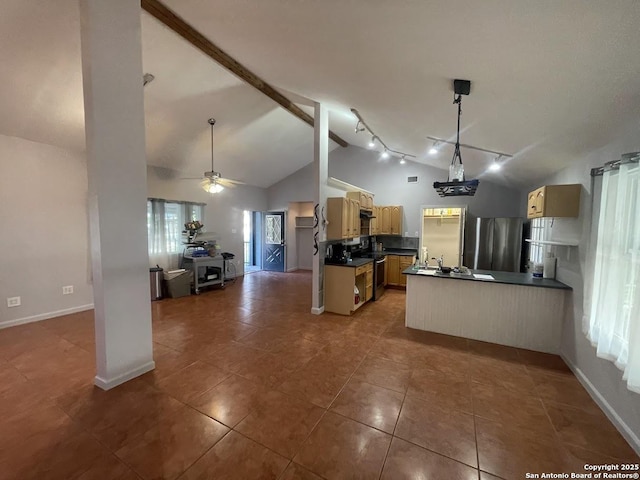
[400,154,406,165]
[429,141,440,155]
[489,155,502,172]
[351,108,416,162]
[143,73,155,86]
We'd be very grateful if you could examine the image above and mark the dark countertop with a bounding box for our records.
[402,267,571,290]
[325,258,374,268]
[383,248,418,256]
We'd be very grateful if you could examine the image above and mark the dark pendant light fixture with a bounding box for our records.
[433,79,479,197]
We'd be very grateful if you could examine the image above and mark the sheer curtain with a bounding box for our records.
[586,155,640,393]
[147,199,204,270]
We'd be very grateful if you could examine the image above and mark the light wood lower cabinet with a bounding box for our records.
[387,256,400,285]
[386,254,416,288]
[325,262,374,315]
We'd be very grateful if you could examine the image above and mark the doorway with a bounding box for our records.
[262,211,286,272]
[243,210,262,274]
[419,206,466,268]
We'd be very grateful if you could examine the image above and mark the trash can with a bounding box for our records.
[150,266,163,301]
[164,269,192,298]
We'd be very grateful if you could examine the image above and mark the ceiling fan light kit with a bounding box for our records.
[433,79,480,197]
[198,118,244,194]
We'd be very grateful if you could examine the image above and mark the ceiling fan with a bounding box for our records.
[183,118,244,193]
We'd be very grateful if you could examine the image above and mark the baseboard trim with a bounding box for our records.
[310,306,324,315]
[561,354,640,456]
[0,304,94,330]
[94,360,156,391]
[286,266,298,272]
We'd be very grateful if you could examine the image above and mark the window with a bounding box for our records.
[528,217,549,266]
[147,198,204,268]
[586,156,640,393]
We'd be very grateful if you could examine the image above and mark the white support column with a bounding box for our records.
[80,0,154,389]
[311,103,329,314]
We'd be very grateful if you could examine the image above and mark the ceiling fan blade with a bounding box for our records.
[181,177,205,180]
[219,177,245,186]
[217,178,237,188]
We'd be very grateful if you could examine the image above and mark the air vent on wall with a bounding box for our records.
[407,176,418,183]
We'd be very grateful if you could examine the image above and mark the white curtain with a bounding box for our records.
[147,199,204,271]
[587,157,640,393]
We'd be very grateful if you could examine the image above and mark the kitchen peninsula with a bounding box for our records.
[403,267,571,353]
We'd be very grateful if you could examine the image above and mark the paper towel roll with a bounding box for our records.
[543,255,557,279]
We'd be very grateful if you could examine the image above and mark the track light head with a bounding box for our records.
[381,149,390,159]
[400,155,406,165]
[429,141,440,155]
[489,154,502,171]
[355,121,365,133]
[368,136,376,148]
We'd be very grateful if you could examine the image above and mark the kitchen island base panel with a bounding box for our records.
[405,275,566,354]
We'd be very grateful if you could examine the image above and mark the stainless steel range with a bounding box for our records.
[363,252,386,301]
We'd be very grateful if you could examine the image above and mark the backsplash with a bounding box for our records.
[377,235,419,250]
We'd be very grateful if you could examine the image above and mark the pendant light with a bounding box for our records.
[433,79,479,197]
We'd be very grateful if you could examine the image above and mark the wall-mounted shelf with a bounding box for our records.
[295,216,314,228]
[525,239,579,246]
[526,239,578,261]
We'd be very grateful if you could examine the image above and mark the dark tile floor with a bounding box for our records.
[0,271,637,480]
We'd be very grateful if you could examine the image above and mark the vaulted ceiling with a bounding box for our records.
[2,0,640,188]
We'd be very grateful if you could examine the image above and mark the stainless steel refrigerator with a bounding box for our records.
[464,217,523,272]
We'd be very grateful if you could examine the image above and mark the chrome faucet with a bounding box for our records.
[431,255,444,271]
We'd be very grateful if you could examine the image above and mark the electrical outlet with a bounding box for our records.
[7,296,21,307]
[62,285,74,295]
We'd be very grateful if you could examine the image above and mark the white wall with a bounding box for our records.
[146,166,268,276]
[0,135,94,327]
[268,145,523,237]
[523,123,640,453]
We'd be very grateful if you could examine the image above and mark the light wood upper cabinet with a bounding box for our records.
[378,205,402,235]
[349,198,360,237]
[390,206,403,235]
[327,197,361,240]
[347,191,374,211]
[527,184,581,219]
[380,206,391,234]
[370,206,379,235]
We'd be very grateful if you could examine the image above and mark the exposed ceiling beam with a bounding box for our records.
[141,0,349,148]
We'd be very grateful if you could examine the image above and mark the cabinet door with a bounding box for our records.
[341,198,350,237]
[350,199,360,237]
[534,188,545,216]
[387,255,400,285]
[365,268,373,301]
[370,206,378,235]
[390,206,402,235]
[380,206,391,234]
[527,191,538,219]
[327,198,347,240]
[398,256,414,286]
